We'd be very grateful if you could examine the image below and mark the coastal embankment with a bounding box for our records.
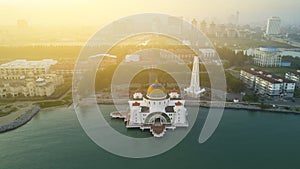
[197,101,300,114]
[0,105,40,133]
[90,98,300,114]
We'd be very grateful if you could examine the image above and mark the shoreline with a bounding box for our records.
[0,101,73,134]
[1,99,298,134]
[0,105,40,133]
[94,99,300,114]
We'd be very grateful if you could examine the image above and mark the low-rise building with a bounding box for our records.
[0,59,57,78]
[198,48,222,65]
[240,68,258,88]
[0,74,64,98]
[160,48,194,64]
[240,68,295,97]
[0,59,64,98]
[285,70,300,88]
[255,75,282,96]
[252,47,282,67]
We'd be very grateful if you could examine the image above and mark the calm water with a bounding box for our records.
[281,51,300,58]
[1,105,300,169]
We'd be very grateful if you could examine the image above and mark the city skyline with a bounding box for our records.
[0,0,300,27]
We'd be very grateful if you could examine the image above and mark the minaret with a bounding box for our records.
[184,56,205,98]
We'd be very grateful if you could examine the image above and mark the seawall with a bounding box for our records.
[92,98,300,114]
[0,105,40,133]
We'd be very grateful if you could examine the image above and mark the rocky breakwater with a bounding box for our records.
[0,105,40,133]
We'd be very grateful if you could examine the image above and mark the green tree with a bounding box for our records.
[225,72,246,93]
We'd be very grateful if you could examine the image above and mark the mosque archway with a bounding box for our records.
[145,112,171,124]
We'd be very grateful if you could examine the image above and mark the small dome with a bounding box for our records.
[146,79,167,99]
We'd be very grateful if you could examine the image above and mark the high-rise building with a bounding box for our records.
[266,16,281,36]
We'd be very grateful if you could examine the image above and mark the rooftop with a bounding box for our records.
[243,68,294,84]
[287,71,300,76]
[258,47,280,53]
[146,79,167,99]
[241,68,260,75]
[257,75,281,84]
[0,59,57,69]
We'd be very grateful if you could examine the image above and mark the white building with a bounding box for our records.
[0,59,64,98]
[240,68,295,97]
[0,74,64,98]
[198,48,221,65]
[0,59,57,78]
[266,16,281,36]
[111,80,188,137]
[160,48,194,64]
[240,68,258,88]
[244,48,255,56]
[255,75,282,96]
[285,70,300,88]
[252,47,282,67]
[199,48,216,57]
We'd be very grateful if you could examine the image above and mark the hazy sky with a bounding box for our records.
[1,0,300,27]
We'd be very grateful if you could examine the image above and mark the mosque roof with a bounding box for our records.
[146,79,167,99]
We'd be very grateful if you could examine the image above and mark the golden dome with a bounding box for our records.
[146,79,167,99]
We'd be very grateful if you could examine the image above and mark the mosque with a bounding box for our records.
[111,79,188,137]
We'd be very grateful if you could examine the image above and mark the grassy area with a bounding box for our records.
[37,100,67,109]
[0,107,18,117]
[225,71,246,93]
[62,92,72,101]
[227,69,240,78]
[242,94,259,102]
[36,92,72,109]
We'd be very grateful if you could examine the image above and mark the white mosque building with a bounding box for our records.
[111,80,188,137]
